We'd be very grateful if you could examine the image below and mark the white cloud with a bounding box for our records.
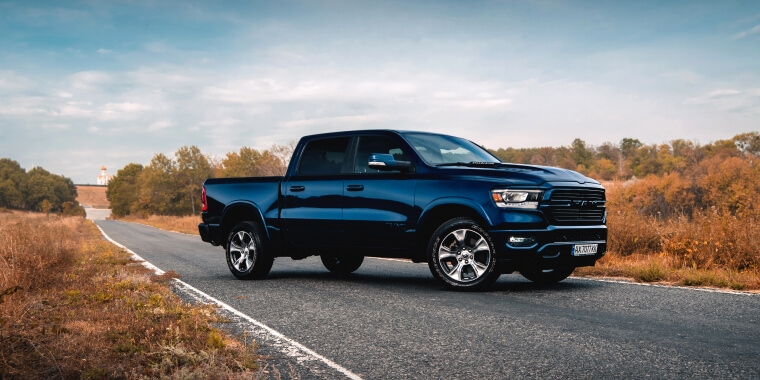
[684,88,760,114]
[57,104,94,118]
[97,48,113,55]
[0,70,34,90]
[733,24,760,39]
[149,120,173,131]
[279,114,389,128]
[448,97,512,109]
[42,123,70,130]
[100,102,151,120]
[69,71,113,90]
[198,117,241,127]
[0,96,49,116]
[662,70,703,84]
[144,41,170,53]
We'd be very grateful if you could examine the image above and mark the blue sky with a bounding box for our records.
[1,0,759,184]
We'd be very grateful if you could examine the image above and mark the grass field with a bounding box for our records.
[0,211,265,378]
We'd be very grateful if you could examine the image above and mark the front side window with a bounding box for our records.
[354,136,408,174]
[298,137,350,176]
[402,132,500,165]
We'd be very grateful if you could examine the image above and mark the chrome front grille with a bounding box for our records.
[543,188,606,225]
[550,189,605,202]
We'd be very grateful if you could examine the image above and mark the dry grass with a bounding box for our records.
[0,212,264,379]
[575,183,760,291]
[575,253,760,291]
[118,214,201,235]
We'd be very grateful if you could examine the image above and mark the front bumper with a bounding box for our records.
[490,226,607,273]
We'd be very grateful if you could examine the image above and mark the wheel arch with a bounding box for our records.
[219,202,268,247]
[415,198,493,260]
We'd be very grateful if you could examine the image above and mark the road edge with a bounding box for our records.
[94,223,364,380]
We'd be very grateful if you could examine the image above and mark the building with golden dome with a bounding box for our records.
[97,165,113,185]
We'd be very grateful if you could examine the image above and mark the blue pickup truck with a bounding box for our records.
[199,130,606,290]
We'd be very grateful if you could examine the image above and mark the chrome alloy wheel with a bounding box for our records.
[229,230,255,273]
[437,228,493,283]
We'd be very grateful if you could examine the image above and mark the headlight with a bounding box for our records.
[491,189,542,209]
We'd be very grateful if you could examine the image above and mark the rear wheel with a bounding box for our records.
[427,218,500,291]
[226,222,274,280]
[519,265,575,284]
[320,254,364,274]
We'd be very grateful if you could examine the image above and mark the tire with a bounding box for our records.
[427,218,500,290]
[320,254,364,275]
[226,221,274,280]
[519,265,575,284]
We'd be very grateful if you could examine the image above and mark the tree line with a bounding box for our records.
[0,158,84,216]
[106,144,294,217]
[490,132,760,181]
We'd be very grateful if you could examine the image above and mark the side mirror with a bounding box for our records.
[368,153,412,172]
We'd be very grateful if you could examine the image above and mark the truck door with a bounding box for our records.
[343,135,417,251]
[281,137,349,248]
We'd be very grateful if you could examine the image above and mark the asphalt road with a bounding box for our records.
[94,219,760,380]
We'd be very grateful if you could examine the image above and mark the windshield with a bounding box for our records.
[402,132,501,165]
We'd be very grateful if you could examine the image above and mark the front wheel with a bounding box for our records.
[320,254,364,274]
[226,222,274,280]
[427,218,500,290]
[519,265,575,284]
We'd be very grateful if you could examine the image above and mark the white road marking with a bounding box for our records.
[95,224,364,380]
[571,276,759,296]
[371,257,759,296]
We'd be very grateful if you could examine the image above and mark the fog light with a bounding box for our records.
[508,236,536,247]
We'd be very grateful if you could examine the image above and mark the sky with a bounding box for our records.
[1,0,759,184]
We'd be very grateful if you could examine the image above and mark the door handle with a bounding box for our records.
[289,185,305,192]
[346,185,364,191]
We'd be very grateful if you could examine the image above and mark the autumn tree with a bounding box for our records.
[570,138,593,171]
[24,167,77,213]
[0,159,27,209]
[106,163,144,217]
[732,132,760,156]
[0,160,80,214]
[219,143,294,178]
[219,147,264,178]
[175,146,213,215]
[137,153,180,215]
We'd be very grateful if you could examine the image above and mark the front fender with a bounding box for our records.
[418,196,494,228]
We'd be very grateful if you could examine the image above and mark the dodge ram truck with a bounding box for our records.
[198,130,607,290]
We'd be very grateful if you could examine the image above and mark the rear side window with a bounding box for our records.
[298,137,350,176]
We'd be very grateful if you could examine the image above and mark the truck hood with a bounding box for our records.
[436,162,599,186]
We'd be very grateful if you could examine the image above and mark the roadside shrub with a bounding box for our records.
[661,211,760,271]
[695,155,760,218]
[606,208,661,256]
[604,152,760,275]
